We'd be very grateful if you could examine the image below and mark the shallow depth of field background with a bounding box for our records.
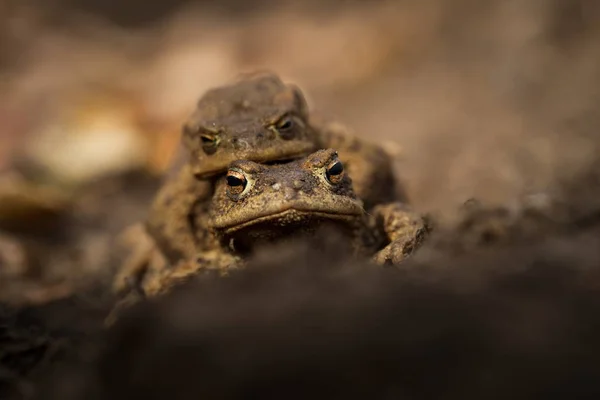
[3,0,600,205]
[1,0,599,303]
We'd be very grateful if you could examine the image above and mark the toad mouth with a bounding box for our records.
[213,206,362,234]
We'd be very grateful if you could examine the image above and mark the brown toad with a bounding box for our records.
[142,72,401,271]
[118,149,426,302]
[209,148,371,255]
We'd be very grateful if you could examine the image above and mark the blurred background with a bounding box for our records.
[1,0,600,303]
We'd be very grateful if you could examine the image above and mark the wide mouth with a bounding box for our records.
[212,206,362,235]
[193,142,317,179]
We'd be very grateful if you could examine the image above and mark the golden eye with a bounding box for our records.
[325,159,344,184]
[225,170,248,199]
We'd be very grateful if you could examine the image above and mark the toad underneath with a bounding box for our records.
[117,149,428,300]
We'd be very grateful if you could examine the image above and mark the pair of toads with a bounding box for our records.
[114,72,430,300]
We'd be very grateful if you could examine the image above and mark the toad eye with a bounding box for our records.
[200,134,219,155]
[226,171,246,189]
[274,115,303,140]
[225,170,248,199]
[325,159,344,184]
[278,118,294,131]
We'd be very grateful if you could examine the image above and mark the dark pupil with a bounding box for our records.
[279,119,293,130]
[227,175,245,187]
[201,136,215,145]
[327,161,344,176]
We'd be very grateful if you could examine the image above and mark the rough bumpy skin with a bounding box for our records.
[209,149,369,254]
[141,72,402,276]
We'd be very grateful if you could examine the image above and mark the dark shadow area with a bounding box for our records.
[29,223,600,400]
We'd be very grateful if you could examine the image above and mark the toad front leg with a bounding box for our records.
[371,203,430,265]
